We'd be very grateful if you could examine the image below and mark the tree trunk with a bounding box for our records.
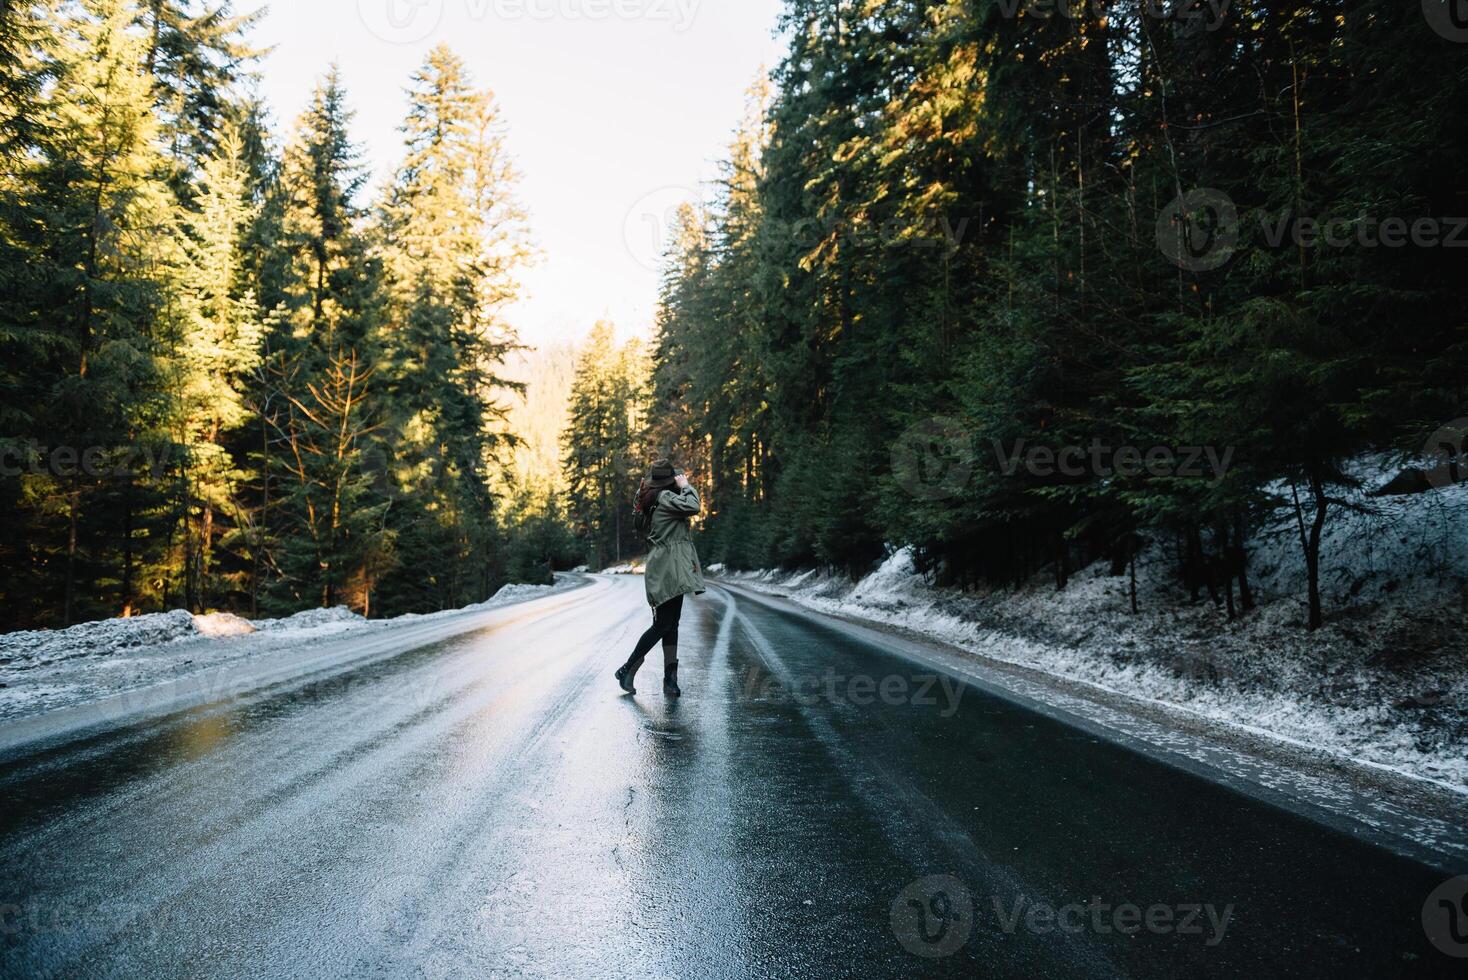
[253,410,268,618]
[201,501,214,611]
[1232,514,1254,612]
[1304,473,1328,630]
[1185,525,1212,603]
[122,466,135,616]
[1216,523,1235,620]
[1128,550,1138,614]
[64,477,80,626]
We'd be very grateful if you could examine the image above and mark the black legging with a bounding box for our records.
[628,594,683,666]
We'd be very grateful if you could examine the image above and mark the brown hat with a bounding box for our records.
[646,459,680,487]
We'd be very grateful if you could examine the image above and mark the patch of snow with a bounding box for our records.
[193,612,256,638]
[253,605,367,638]
[602,562,643,575]
[392,576,583,623]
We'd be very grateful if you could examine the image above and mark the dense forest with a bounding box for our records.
[637,0,1468,630]
[562,321,652,569]
[5,0,1467,634]
[0,1,570,628]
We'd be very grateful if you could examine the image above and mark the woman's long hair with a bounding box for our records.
[636,480,663,515]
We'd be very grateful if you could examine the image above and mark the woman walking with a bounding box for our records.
[615,460,706,697]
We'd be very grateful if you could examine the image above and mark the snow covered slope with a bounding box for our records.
[720,476,1468,790]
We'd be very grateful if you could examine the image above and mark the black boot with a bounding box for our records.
[663,661,681,699]
[615,655,643,695]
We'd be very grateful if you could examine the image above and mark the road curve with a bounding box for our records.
[0,575,1460,978]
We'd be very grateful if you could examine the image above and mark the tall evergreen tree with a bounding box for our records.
[261,68,389,613]
[374,44,530,613]
[168,122,263,609]
[25,0,179,624]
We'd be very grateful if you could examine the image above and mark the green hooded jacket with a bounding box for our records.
[643,486,707,608]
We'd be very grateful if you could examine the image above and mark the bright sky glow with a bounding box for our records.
[251,0,787,348]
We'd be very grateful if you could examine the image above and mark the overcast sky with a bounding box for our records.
[250,0,787,349]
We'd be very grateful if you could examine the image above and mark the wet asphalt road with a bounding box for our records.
[0,575,1462,979]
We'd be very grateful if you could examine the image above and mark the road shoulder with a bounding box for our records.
[715,577,1468,873]
[0,575,600,758]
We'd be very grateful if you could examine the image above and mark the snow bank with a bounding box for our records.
[254,606,366,636]
[719,476,1468,790]
[1250,458,1468,610]
[476,582,566,607]
[0,575,585,725]
[0,605,378,672]
[393,576,583,623]
[0,610,199,669]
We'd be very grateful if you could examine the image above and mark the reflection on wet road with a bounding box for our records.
[0,575,1460,978]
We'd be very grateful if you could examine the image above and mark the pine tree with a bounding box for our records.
[262,68,389,613]
[138,0,263,173]
[374,44,530,613]
[27,0,178,624]
[168,122,263,610]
